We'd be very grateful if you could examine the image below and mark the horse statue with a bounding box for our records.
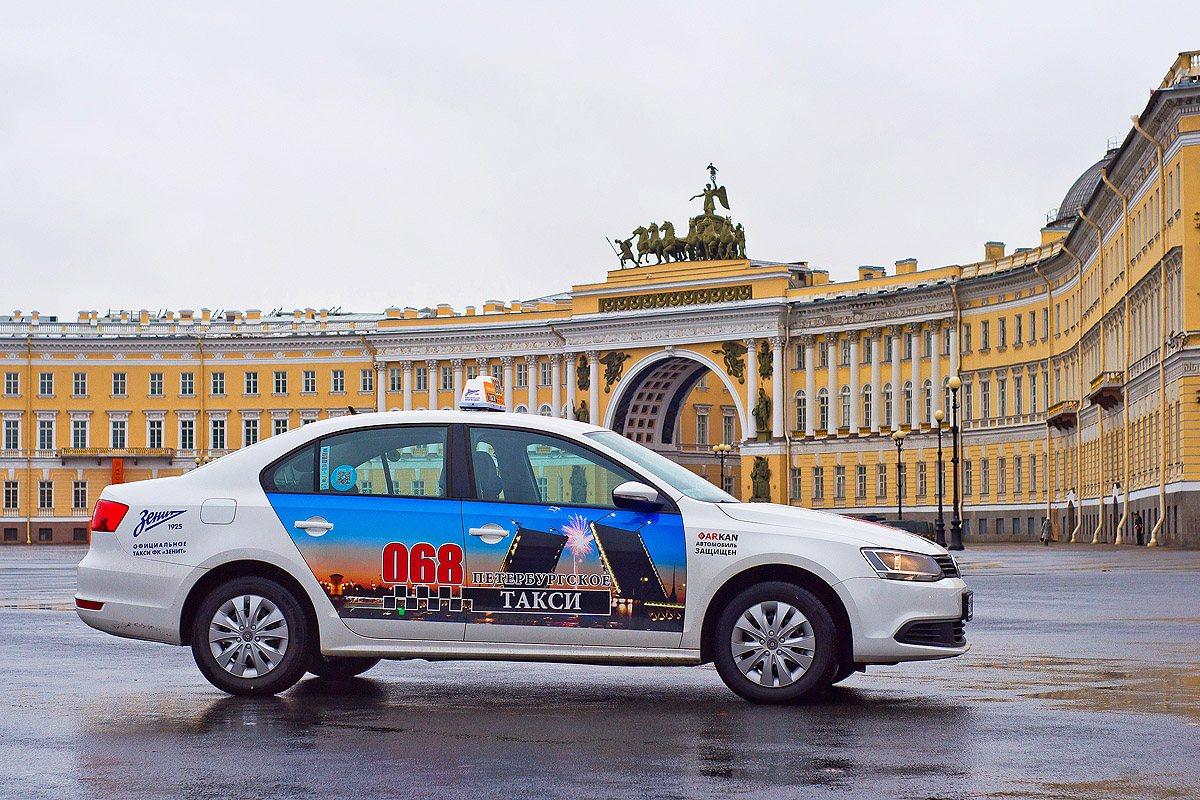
[632,226,651,265]
[646,222,664,265]
[661,221,687,263]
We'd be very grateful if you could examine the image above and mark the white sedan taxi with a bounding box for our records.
[77,378,971,704]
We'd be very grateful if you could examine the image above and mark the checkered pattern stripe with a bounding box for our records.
[382,584,472,613]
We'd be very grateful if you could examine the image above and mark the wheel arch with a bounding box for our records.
[699,563,852,669]
[179,559,320,652]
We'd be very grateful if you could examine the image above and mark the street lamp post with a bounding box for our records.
[947,375,964,551]
[711,443,732,490]
[891,429,907,520]
[933,408,946,547]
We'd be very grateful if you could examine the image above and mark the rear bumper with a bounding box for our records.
[838,576,971,663]
[75,532,197,645]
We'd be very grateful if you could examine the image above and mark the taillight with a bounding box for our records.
[90,499,129,533]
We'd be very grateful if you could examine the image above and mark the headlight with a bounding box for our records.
[861,548,944,582]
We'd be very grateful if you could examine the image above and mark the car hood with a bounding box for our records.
[717,502,946,554]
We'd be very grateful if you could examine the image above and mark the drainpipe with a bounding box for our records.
[1099,169,1132,545]
[195,335,206,466]
[1078,207,1106,545]
[1062,244,1085,543]
[949,279,964,528]
[1033,264,1054,539]
[24,336,33,545]
[1130,114,1169,547]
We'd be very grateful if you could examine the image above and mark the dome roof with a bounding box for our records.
[1047,148,1118,228]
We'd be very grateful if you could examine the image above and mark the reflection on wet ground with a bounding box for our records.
[0,544,1197,799]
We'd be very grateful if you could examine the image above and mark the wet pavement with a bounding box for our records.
[1,544,1197,800]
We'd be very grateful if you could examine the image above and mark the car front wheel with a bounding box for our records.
[713,581,839,704]
[191,576,311,696]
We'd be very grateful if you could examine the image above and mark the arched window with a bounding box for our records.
[923,379,933,423]
[884,383,893,428]
[862,384,873,429]
[515,404,528,414]
[538,404,552,416]
[795,390,807,431]
[839,386,851,429]
[817,388,829,432]
[903,381,913,426]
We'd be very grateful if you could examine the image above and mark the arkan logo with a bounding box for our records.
[133,509,186,538]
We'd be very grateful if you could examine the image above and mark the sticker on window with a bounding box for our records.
[330,464,357,492]
[319,445,331,490]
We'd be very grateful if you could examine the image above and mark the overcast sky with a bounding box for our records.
[2,3,1194,317]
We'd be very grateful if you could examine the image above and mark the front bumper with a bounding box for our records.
[838,576,971,663]
[75,532,197,645]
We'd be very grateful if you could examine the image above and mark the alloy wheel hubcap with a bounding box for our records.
[208,594,289,679]
[731,600,815,688]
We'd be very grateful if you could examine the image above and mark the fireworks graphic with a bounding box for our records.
[562,514,594,574]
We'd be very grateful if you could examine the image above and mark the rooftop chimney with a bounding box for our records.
[894,258,918,275]
[984,241,1006,261]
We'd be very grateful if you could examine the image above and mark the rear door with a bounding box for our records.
[460,424,686,648]
[263,424,466,641]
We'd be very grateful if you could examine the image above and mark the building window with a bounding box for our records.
[243,418,259,447]
[923,330,932,358]
[812,467,825,501]
[856,465,867,499]
[72,481,87,510]
[539,361,552,387]
[3,528,17,542]
[210,371,225,396]
[998,318,1007,348]
[862,385,872,429]
[834,466,845,500]
[38,480,53,510]
[696,413,709,446]
[884,336,894,363]
[981,459,990,495]
[211,419,226,451]
[38,372,53,396]
[922,380,932,422]
[73,527,87,543]
[963,383,973,422]
[180,372,195,396]
[148,419,163,449]
[111,372,127,397]
[839,386,851,428]
[1014,456,1023,493]
[38,419,54,451]
[876,464,887,498]
[3,481,18,510]
[3,419,17,450]
[998,377,1008,417]
[903,382,913,425]
[302,370,316,394]
[331,369,345,393]
[361,369,374,393]
[789,467,801,500]
[3,372,18,396]
[1030,454,1037,491]
[981,381,991,418]
[917,462,927,497]
[722,414,736,444]
[964,460,973,495]
[1015,314,1023,343]
[904,333,913,360]
[274,371,288,394]
[819,343,829,369]
[71,418,88,449]
[180,419,195,451]
[489,364,503,385]
[840,339,850,366]
[273,417,289,437]
[244,371,259,395]
[110,419,126,449]
[516,362,529,388]
[410,478,426,497]
[440,366,453,391]
[980,320,991,350]
[795,391,807,431]
[794,346,805,370]
[388,367,403,392]
[998,457,1007,496]
[884,383,894,427]
[38,528,52,542]
[817,388,829,431]
[73,372,87,396]
[1014,376,1023,415]
[898,463,907,498]
[722,474,736,495]
[414,367,428,392]
[149,372,163,397]
[1030,372,1038,413]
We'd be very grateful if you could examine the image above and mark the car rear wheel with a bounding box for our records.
[713,581,839,704]
[307,655,381,680]
[191,576,311,696]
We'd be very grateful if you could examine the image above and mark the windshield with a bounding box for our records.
[586,431,738,503]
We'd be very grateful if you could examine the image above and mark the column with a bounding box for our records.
[587,351,599,425]
[402,361,413,411]
[374,360,386,412]
[426,359,438,410]
[909,324,921,427]
[930,325,942,417]
[524,355,537,413]
[770,337,785,439]
[949,321,960,379]
[566,354,578,420]
[744,338,758,441]
[803,336,816,437]
[452,359,464,403]
[826,335,838,434]
[870,331,882,434]
[501,357,514,412]
[550,354,562,418]
[848,332,860,433]
[890,327,902,429]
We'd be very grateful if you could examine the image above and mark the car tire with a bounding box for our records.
[307,655,381,680]
[190,576,312,696]
[713,581,839,705]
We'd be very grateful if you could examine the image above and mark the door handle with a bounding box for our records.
[294,516,334,536]
[469,523,511,545]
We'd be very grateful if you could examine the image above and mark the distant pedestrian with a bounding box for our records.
[1038,518,1050,546]
[1134,512,1145,546]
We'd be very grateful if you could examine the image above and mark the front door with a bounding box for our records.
[264,424,466,641]
[460,425,686,648]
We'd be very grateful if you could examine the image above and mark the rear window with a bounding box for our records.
[265,445,317,493]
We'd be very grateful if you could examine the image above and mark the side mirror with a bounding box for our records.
[612,481,663,511]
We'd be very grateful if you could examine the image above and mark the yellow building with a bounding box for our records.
[2,51,1198,546]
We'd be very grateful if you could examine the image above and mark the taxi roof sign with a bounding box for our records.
[459,374,505,412]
